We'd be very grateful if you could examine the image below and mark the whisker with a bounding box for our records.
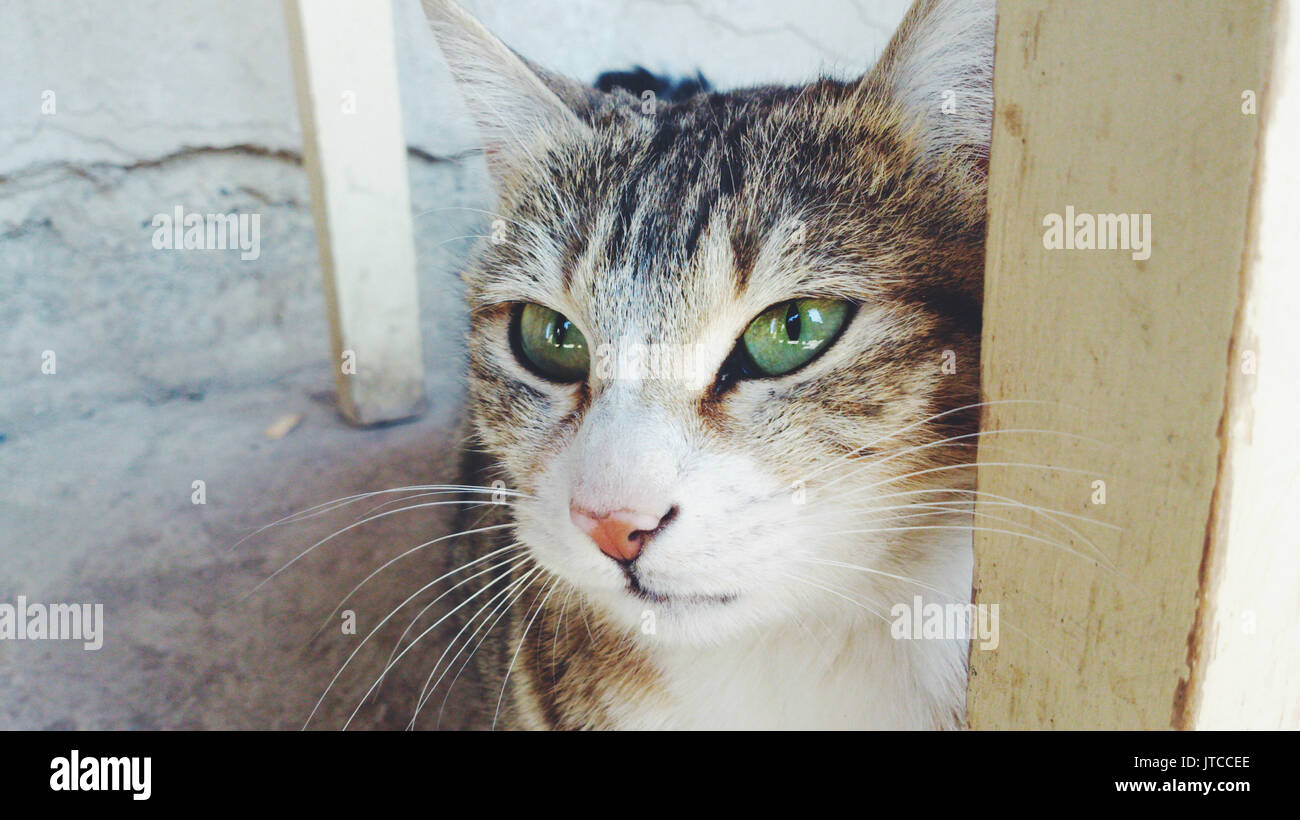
[828,497,1117,570]
[823,524,1110,572]
[815,427,1108,498]
[801,502,1092,564]
[781,572,892,626]
[828,461,1105,507]
[302,550,528,729]
[247,499,514,597]
[793,557,1070,668]
[409,567,540,729]
[492,575,560,731]
[805,476,1119,570]
[339,556,534,731]
[229,484,531,554]
[793,556,961,600]
[368,543,530,697]
[795,399,1082,485]
[350,491,507,521]
[805,486,1119,562]
[553,585,576,669]
[834,487,1120,530]
[313,522,517,636]
[416,569,543,729]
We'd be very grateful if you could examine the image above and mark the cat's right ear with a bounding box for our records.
[420,0,598,184]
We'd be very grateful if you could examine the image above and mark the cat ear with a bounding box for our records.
[867,0,996,174]
[420,0,598,183]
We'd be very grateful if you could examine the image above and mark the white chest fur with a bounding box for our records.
[612,613,968,730]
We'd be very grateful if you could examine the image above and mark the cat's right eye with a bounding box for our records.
[513,303,590,382]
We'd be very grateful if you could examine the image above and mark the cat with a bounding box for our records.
[419,0,994,729]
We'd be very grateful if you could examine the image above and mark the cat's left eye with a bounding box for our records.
[738,298,853,378]
[513,303,590,382]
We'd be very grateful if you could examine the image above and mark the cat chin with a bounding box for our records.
[586,586,783,648]
[518,535,787,645]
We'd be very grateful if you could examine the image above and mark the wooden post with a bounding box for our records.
[284,0,425,426]
[969,0,1285,728]
[1182,0,1299,730]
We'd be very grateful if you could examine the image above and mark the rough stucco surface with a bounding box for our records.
[0,0,907,729]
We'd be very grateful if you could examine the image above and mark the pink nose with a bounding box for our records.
[569,505,670,562]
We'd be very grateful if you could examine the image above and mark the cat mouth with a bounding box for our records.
[624,572,736,607]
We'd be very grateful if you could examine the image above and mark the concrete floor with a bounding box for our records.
[0,150,494,730]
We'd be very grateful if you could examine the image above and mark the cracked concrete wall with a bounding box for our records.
[0,0,908,729]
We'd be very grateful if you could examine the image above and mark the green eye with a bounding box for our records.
[516,303,590,381]
[741,298,852,377]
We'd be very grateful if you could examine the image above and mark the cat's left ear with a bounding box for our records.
[420,0,602,184]
[866,0,996,176]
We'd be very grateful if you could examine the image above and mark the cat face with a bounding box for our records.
[426,0,993,645]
